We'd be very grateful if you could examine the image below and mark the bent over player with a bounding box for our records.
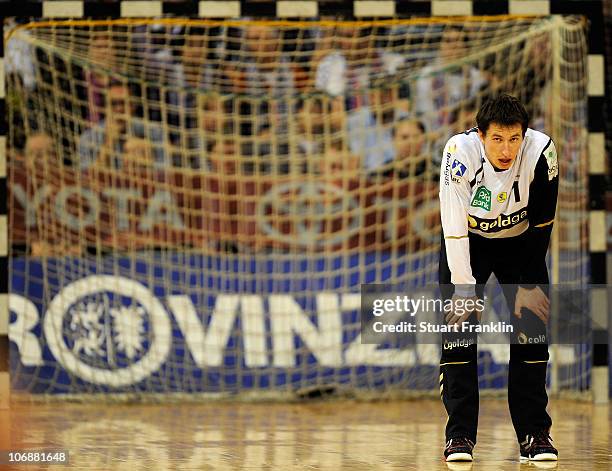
[438,94,559,462]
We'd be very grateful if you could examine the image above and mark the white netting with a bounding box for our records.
[6,16,589,397]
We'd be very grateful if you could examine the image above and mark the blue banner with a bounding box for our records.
[9,254,586,394]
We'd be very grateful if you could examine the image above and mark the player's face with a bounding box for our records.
[479,123,524,170]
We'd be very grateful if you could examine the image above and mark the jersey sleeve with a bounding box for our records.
[520,139,559,286]
[439,138,476,296]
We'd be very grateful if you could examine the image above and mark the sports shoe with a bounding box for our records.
[519,431,558,461]
[445,461,473,471]
[444,437,474,462]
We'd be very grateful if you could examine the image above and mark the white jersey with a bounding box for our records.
[439,127,559,293]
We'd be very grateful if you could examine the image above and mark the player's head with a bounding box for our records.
[476,94,529,170]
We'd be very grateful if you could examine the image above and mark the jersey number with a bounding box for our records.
[512,180,521,202]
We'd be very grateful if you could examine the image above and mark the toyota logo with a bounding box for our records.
[257,182,362,248]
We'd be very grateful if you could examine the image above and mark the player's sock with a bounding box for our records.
[519,431,558,461]
[444,437,474,462]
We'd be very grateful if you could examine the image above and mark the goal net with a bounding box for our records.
[6,16,589,398]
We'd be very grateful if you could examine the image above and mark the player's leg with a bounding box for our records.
[439,232,492,458]
[494,241,555,461]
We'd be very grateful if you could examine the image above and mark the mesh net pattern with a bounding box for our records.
[6,17,589,396]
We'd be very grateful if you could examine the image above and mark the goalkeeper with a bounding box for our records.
[438,94,559,463]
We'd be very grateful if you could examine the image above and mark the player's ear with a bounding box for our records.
[477,129,485,142]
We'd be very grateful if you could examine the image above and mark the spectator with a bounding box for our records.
[171,26,228,151]
[318,137,361,180]
[393,117,428,177]
[368,83,412,126]
[176,94,234,169]
[77,83,168,170]
[23,133,83,257]
[85,32,115,124]
[395,83,412,120]
[181,26,226,90]
[314,26,404,108]
[224,24,306,155]
[225,24,305,95]
[413,26,487,129]
[5,19,37,91]
[24,132,55,172]
[296,94,394,172]
[208,138,239,175]
[200,94,230,135]
[296,96,345,156]
[453,99,479,134]
[346,104,395,172]
[524,35,553,131]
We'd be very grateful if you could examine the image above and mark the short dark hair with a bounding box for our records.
[476,94,529,136]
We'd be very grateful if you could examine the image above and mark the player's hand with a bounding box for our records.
[445,294,483,327]
[514,286,550,324]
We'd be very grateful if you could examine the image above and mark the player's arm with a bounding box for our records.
[514,140,558,323]
[439,140,476,297]
[521,139,559,286]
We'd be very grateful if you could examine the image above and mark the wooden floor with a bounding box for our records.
[1,398,610,470]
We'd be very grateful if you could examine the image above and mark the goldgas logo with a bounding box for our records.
[467,208,528,233]
[470,186,491,211]
[545,148,558,181]
[451,160,467,183]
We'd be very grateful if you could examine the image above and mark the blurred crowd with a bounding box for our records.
[7,21,555,181]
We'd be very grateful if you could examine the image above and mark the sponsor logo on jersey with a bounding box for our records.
[517,331,546,344]
[451,159,467,183]
[545,148,558,181]
[497,192,507,203]
[443,154,452,186]
[470,186,491,210]
[443,338,475,350]
[467,208,528,233]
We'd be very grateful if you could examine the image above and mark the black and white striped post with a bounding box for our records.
[0,8,9,410]
[569,0,610,405]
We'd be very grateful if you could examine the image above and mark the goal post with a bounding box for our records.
[5,16,589,398]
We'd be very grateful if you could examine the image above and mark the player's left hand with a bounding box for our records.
[514,286,550,324]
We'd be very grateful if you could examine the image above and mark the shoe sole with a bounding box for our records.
[446,453,473,462]
[519,453,558,462]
